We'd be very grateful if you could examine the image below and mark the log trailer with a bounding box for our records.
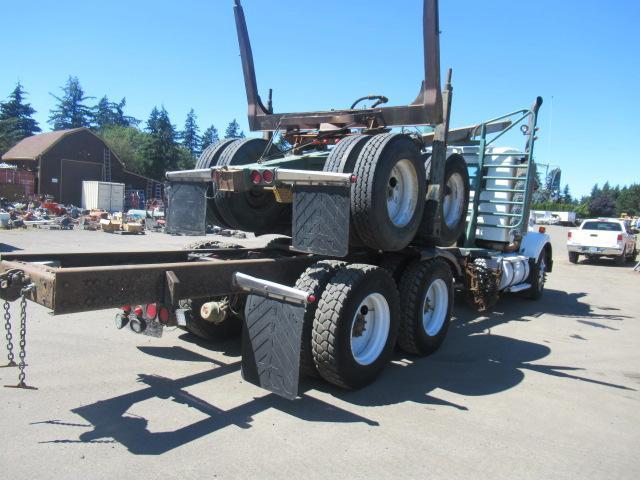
[0,0,552,399]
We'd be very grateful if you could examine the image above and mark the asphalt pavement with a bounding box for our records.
[0,226,638,479]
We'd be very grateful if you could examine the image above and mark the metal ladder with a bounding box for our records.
[464,97,543,248]
[103,148,112,182]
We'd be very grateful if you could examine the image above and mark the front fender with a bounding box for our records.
[520,232,553,272]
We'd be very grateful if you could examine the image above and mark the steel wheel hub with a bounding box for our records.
[386,159,419,227]
[350,293,390,365]
[422,279,448,336]
[442,172,465,229]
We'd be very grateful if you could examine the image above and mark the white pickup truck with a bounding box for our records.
[567,218,637,265]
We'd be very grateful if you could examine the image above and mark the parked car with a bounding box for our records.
[567,218,637,265]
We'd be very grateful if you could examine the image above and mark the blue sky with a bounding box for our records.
[1,0,638,196]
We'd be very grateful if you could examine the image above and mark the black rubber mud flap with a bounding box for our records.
[165,182,208,235]
[241,294,305,400]
[291,185,350,257]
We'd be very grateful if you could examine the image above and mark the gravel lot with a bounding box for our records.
[0,226,638,479]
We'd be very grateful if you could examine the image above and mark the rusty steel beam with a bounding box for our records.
[1,254,318,315]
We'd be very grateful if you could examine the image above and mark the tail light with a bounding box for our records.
[262,169,274,184]
[250,170,262,185]
[567,232,572,239]
[158,306,170,324]
[617,234,623,242]
[145,303,157,320]
[133,306,143,317]
[121,305,131,313]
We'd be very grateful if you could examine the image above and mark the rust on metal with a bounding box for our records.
[233,0,443,132]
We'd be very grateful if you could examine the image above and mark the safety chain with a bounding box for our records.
[4,285,37,390]
[2,300,17,367]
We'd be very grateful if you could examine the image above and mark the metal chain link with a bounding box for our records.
[4,285,36,389]
[17,293,28,385]
[3,300,16,367]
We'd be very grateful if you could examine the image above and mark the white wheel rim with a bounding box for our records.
[442,172,465,229]
[386,159,419,227]
[422,279,448,336]
[350,293,390,366]
[538,258,546,289]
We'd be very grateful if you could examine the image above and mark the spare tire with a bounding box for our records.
[214,138,291,235]
[196,139,238,228]
[351,134,426,251]
[419,153,470,246]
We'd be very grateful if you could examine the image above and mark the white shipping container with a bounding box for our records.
[82,181,125,211]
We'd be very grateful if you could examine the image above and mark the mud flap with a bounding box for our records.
[291,185,350,257]
[241,294,305,400]
[165,181,208,235]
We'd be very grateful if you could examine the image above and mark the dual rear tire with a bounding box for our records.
[302,258,453,389]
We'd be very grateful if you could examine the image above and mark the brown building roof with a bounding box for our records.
[1,128,86,161]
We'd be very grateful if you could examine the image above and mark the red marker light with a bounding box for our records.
[350,175,357,183]
[307,294,317,303]
[567,232,572,239]
[158,306,170,324]
[262,169,274,184]
[538,226,546,234]
[121,305,131,313]
[133,306,143,317]
[145,303,157,320]
[212,170,221,183]
[250,170,262,185]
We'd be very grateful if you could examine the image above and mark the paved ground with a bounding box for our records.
[0,226,638,479]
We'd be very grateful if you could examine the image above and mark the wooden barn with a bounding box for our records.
[1,128,163,206]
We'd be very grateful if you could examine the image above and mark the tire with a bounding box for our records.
[323,134,370,174]
[418,153,470,246]
[323,134,370,247]
[196,139,238,228]
[182,239,241,250]
[397,258,453,356]
[294,260,346,377]
[312,264,400,389]
[263,236,291,250]
[568,251,579,264]
[526,252,547,300]
[351,134,426,251]
[214,138,291,235]
[378,252,415,283]
[615,248,626,266]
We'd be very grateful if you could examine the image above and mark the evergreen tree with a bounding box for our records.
[48,76,93,129]
[224,119,245,139]
[561,184,572,204]
[181,108,201,157]
[141,106,184,179]
[0,82,41,141]
[92,95,118,130]
[616,184,640,216]
[92,96,138,131]
[201,124,219,152]
[113,98,139,127]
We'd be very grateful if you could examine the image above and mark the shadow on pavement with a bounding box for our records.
[35,289,634,454]
[0,243,22,253]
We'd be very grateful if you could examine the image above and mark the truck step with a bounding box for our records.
[506,283,531,293]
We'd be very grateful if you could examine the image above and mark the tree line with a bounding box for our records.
[0,77,245,180]
[532,181,640,217]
